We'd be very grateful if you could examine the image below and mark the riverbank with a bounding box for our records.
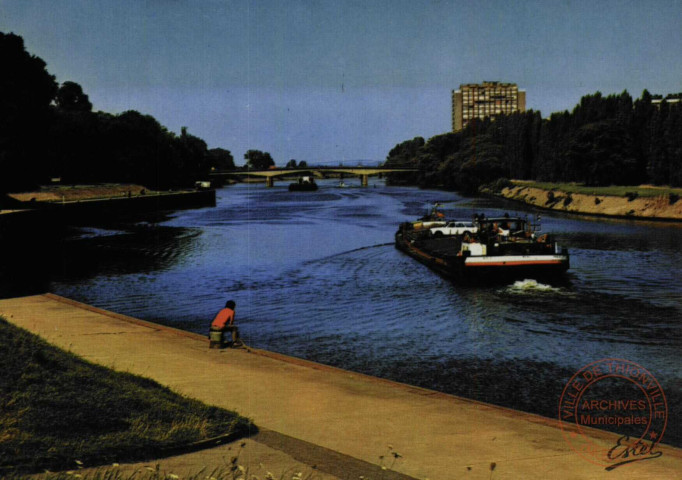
[1,294,680,479]
[484,181,682,221]
[0,184,215,225]
[6,184,153,203]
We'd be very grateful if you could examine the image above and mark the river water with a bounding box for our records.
[5,180,682,445]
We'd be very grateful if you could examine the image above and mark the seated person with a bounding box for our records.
[210,300,240,345]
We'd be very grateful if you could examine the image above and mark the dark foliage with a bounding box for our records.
[207,148,235,171]
[0,32,222,193]
[244,149,275,170]
[385,90,682,191]
[55,81,92,112]
[0,32,58,192]
[43,110,211,189]
[384,136,424,185]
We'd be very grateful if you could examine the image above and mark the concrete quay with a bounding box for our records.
[1,187,215,230]
[0,294,680,479]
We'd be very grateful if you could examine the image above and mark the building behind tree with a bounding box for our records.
[651,93,682,109]
[452,81,526,131]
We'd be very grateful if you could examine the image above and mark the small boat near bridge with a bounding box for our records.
[288,176,318,192]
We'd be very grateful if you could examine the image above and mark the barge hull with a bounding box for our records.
[395,233,569,283]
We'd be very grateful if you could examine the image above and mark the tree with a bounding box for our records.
[631,90,656,181]
[384,88,682,190]
[176,127,210,186]
[55,81,92,112]
[564,121,637,186]
[0,32,58,191]
[207,148,235,171]
[667,104,682,186]
[384,136,425,167]
[647,104,669,185]
[298,160,308,168]
[244,150,274,169]
[286,159,297,168]
[46,108,101,182]
[47,109,213,189]
[0,32,229,191]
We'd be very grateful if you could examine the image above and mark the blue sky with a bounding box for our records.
[1,0,681,165]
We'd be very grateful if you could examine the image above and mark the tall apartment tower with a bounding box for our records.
[452,81,526,131]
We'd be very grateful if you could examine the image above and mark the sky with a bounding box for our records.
[1,0,681,165]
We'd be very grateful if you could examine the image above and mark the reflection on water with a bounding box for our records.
[2,180,681,445]
[61,226,200,278]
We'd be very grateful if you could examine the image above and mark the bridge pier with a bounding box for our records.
[266,177,274,188]
[361,175,369,187]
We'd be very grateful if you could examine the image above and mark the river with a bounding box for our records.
[4,180,682,445]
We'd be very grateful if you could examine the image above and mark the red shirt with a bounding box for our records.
[211,308,235,329]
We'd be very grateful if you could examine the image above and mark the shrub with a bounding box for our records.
[546,191,556,205]
[490,177,512,193]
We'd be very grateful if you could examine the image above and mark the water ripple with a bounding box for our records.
[35,182,682,447]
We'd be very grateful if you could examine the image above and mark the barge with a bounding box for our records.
[395,215,570,282]
[289,176,318,191]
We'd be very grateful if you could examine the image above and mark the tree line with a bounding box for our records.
[0,32,278,194]
[384,90,682,193]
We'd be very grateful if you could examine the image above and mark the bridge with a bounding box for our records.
[210,166,418,187]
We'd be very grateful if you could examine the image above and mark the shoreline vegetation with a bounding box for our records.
[0,317,254,474]
[383,91,682,220]
[4,180,682,222]
[482,180,682,221]
[1,32,277,197]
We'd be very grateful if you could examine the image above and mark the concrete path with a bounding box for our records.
[1,294,680,480]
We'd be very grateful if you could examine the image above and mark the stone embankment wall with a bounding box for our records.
[1,189,216,233]
[491,185,682,221]
[39,189,216,216]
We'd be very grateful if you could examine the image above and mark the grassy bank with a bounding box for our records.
[509,180,682,198]
[0,317,254,474]
[6,184,155,203]
[485,180,682,220]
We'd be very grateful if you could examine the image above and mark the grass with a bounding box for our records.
[510,180,682,198]
[0,317,254,474]
[3,444,404,480]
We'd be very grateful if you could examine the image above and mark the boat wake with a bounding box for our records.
[304,242,396,264]
[505,279,561,293]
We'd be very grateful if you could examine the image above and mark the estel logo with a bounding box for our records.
[558,358,668,470]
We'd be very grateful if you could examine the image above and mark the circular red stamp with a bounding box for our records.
[558,358,668,470]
